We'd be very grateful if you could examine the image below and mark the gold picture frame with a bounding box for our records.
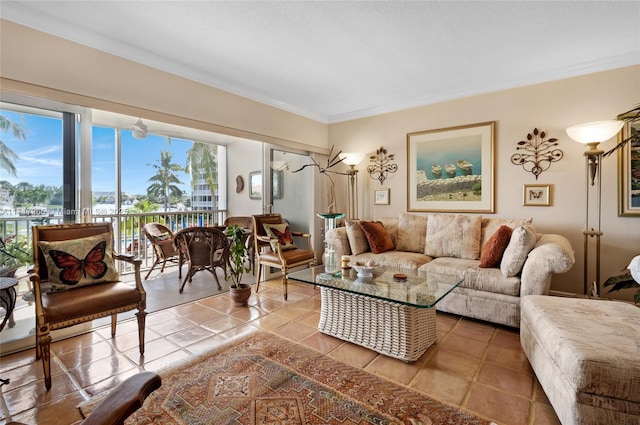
[407,121,495,212]
[618,120,640,216]
[523,184,551,206]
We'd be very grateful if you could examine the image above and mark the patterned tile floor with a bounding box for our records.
[0,276,561,425]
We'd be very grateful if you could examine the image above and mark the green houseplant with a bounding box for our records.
[0,235,31,277]
[225,225,251,306]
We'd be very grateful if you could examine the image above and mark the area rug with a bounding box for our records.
[81,331,492,424]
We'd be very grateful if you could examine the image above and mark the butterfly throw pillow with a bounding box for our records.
[263,223,297,251]
[38,233,119,291]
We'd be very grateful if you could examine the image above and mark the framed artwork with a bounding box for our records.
[618,120,640,216]
[248,170,283,200]
[407,121,495,213]
[374,188,390,205]
[523,184,551,206]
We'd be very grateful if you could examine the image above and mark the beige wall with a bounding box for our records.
[2,19,639,300]
[329,65,640,299]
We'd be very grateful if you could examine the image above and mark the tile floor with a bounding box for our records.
[0,277,561,425]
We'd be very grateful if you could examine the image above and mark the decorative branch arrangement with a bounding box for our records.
[367,146,397,185]
[292,145,346,213]
[510,128,563,180]
[603,103,640,158]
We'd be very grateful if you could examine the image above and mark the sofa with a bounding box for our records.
[325,212,575,328]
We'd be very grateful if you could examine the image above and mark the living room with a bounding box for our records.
[1,3,639,425]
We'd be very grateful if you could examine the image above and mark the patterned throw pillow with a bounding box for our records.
[500,225,537,277]
[479,225,513,268]
[263,223,297,251]
[359,221,394,254]
[38,233,119,291]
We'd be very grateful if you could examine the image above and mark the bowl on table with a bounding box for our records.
[351,262,382,279]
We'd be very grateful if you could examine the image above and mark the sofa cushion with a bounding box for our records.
[479,225,512,268]
[420,257,521,296]
[346,220,369,255]
[359,221,395,254]
[521,296,640,403]
[501,225,537,277]
[396,212,427,253]
[38,233,119,291]
[425,214,481,260]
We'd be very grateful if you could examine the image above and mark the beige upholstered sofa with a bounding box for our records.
[325,213,575,328]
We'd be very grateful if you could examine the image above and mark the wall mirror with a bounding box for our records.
[249,170,283,200]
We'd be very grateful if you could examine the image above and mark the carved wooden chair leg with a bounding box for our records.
[136,310,147,355]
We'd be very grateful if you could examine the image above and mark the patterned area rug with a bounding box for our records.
[82,331,492,424]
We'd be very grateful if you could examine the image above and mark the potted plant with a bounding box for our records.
[0,235,31,278]
[225,224,251,306]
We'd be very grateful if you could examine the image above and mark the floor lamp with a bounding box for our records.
[339,152,365,220]
[565,120,624,297]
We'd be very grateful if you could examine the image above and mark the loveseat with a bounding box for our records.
[325,213,575,327]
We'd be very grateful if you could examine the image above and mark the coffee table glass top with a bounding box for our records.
[287,266,463,308]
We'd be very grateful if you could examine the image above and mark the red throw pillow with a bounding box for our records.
[359,221,394,254]
[479,225,513,268]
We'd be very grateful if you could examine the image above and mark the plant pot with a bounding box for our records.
[229,283,251,306]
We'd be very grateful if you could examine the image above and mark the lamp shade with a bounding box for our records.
[565,120,624,144]
[339,152,365,166]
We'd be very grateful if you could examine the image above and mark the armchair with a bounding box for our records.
[142,222,180,280]
[173,227,229,293]
[8,371,161,425]
[252,214,316,300]
[30,222,147,390]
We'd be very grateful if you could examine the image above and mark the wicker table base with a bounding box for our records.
[318,287,436,362]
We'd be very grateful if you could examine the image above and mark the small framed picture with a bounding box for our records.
[523,184,551,206]
[374,188,390,205]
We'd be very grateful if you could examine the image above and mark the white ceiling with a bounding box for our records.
[2,1,639,124]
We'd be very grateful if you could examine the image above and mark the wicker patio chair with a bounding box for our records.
[173,227,229,293]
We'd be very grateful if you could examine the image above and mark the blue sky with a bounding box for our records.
[1,110,193,196]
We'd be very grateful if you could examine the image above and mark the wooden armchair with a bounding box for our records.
[30,223,147,390]
[173,227,229,293]
[142,222,181,280]
[8,371,161,425]
[252,214,316,300]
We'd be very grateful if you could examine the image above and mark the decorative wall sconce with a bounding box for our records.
[367,146,397,185]
[510,128,563,179]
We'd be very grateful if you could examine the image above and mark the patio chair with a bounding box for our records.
[142,223,181,280]
[223,216,255,274]
[252,214,316,300]
[30,222,147,390]
[173,227,229,293]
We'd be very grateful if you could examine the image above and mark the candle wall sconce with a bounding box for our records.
[367,146,397,185]
[510,128,563,179]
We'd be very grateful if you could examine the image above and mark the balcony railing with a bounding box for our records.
[1,209,227,276]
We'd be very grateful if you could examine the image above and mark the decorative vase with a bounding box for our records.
[229,283,251,306]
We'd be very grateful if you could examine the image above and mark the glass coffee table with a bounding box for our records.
[287,266,463,362]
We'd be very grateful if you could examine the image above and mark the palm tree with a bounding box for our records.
[147,151,185,212]
[185,142,218,208]
[0,115,27,177]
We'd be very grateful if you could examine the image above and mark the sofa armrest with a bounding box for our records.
[520,234,575,296]
[325,227,351,259]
